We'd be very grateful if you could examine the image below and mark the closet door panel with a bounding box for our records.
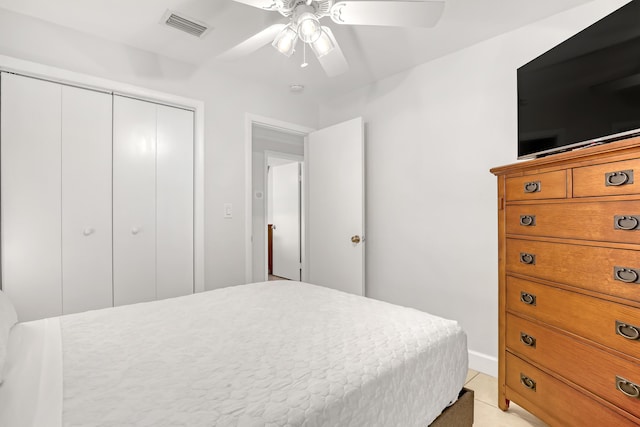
[61,86,113,314]
[113,96,156,306]
[156,106,194,299]
[1,73,62,321]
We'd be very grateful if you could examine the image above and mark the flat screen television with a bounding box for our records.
[517,0,640,159]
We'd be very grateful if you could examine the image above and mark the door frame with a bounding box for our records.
[244,114,314,283]
[264,151,304,281]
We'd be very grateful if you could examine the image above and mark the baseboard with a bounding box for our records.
[468,350,498,378]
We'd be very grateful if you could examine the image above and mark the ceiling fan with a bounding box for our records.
[219,0,445,77]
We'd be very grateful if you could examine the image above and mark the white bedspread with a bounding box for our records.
[2,281,468,427]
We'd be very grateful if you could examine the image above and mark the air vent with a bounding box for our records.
[162,11,210,38]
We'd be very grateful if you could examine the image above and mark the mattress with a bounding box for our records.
[0,281,467,427]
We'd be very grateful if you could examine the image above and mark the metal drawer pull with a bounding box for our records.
[520,374,536,391]
[614,267,640,284]
[520,292,536,306]
[519,215,536,226]
[605,170,634,187]
[614,215,640,230]
[523,181,541,193]
[616,320,640,340]
[520,332,536,348]
[616,376,640,399]
[520,253,536,265]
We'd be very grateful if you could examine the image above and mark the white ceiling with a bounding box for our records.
[0,0,592,99]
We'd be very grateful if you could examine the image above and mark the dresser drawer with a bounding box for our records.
[506,353,639,427]
[574,159,640,197]
[506,239,640,303]
[505,170,567,201]
[506,276,640,360]
[506,201,640,244]
[507,313,640,418]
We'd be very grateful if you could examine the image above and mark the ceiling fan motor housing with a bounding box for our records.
[276,0,333,18]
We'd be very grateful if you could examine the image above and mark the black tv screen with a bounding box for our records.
[518,0,640,159]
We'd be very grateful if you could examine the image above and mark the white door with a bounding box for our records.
[61,85,113,314]
[113,97,194,306]
[113,96,157,306]
[1,73,62,321]
[271,162,301,280]
[156,105,194,299]
[307,117,365,295]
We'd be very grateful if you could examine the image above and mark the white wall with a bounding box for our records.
[318,0,631,375]
[0,8,318,290]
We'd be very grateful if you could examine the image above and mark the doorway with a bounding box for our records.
[245,114,365,295]
[251,123,306,282]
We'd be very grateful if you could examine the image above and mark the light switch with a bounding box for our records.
[224,203,232,219]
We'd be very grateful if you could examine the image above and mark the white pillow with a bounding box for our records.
[0,289,18,383]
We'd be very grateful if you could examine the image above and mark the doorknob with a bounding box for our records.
[351,235,361,244]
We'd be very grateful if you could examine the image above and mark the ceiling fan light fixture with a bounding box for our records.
[272,23,298,57]
[310,26,336,58]
[297,12,322,43]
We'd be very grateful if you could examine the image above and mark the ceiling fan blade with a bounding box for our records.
[217,24,286,61]
[231,0,279,11]
[330,0,445,27]
[316,28,349,77]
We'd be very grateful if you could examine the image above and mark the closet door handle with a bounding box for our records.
[131,226,141,235]
[83,227,95,236]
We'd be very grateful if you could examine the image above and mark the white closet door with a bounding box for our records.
[113,96,157,306]
[156,105,194,299]
[61,86,113,314]
[1,73,62,321]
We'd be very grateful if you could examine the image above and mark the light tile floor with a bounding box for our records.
[465,370,549,427]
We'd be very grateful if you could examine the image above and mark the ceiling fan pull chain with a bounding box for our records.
[301,41,309,68]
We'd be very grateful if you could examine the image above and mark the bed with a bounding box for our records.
[0,280,471,426]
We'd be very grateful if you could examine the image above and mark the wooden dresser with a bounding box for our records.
[491,137,640,426]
